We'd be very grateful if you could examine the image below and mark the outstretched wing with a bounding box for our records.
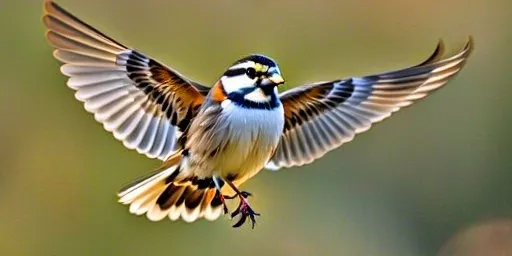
[43,0,210,160]
[266,38,473,170]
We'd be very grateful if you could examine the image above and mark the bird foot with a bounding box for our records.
[229,191,260,229]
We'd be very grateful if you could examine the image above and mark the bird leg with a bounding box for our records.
[212,177,229,214]
[217,192,229,215]
[224,180,260,229]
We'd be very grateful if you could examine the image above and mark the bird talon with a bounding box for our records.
[230,196,259,229]
[230,205,241,218]
[223,194,237,200]
[249,212,257,229]
[225,191,251,200]
[240,191,252,198]
[232,214,247,228]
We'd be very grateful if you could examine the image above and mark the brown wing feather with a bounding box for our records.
[267,38,473,170]
[282,82,339,131]
[43,0,210,160]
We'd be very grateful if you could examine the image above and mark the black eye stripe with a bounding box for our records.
[224,67,268,78]
[223,68,246,77]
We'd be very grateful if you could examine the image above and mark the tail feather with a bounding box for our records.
[200,189,223,220]
[130,186,163,216]
[117,162,224,222]
[118,167,175,204]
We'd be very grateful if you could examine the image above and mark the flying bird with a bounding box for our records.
[42,0,473,228]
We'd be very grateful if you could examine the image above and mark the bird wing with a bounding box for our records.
[266,38,473,170]
[43,0,210,160]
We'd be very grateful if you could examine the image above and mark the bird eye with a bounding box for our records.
[246,67,256,79]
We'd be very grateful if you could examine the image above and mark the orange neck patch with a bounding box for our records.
[210,81,227,102]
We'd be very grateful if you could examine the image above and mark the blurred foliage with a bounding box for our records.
[1,0,511,255]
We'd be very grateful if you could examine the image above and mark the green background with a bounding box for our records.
[1,0,511,255]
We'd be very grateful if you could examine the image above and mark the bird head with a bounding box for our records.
[220,54,284,104]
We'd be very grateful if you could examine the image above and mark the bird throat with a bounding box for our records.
[227,87,280,110]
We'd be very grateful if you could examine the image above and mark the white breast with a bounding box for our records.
[215,100,284,180]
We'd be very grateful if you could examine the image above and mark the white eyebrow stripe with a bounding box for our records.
[220,75,255,94]
[229,62,254,70]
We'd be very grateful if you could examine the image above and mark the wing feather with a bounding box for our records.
[43,0,210,160]
[267,38,473,170]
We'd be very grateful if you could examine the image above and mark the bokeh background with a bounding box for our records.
[1,0,511,255]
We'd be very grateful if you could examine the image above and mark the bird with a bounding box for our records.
[42,0,473,228]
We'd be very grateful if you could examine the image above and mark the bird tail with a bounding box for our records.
[117,156,224,222]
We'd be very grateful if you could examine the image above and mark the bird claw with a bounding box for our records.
[222,203,229,215]
[224,191,251,200]
[220,188,260,228]
[231,205,260,229]
[240,191,252,198]
[230,191,259,229]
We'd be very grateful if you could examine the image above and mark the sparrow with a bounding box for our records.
[42,0,473,228]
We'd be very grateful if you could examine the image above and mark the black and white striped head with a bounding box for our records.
[220,54,284,105]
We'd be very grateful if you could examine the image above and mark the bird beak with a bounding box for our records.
[268,73,285,85]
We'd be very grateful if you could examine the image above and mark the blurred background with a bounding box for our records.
[1,0,511,255]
